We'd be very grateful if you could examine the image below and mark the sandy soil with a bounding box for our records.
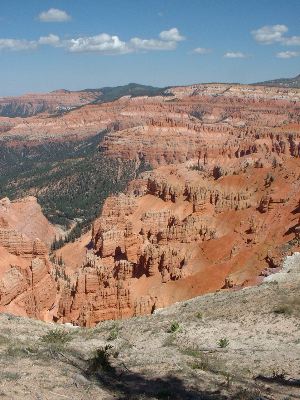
[0,253,299,400]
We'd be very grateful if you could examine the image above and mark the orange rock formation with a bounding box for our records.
[0,197,57,319]
[1,83,300,326]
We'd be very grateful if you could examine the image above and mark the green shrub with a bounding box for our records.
[40,329,71,347]
[107,328,118,341]
[87,345,114,374]
[168,321,180,333]
[217,338,229,348]
[273,305,292,315]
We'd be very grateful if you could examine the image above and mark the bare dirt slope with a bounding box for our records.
[0,253,299,400]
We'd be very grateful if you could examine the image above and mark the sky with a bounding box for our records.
[0,0,299,95]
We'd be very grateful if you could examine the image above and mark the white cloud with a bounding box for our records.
[276,51,300,58]
[130,37,176,51]
[130,28,185,52]
[0,38,37,51]
[193,47,211,55]
[251,24,288,44]
[224,51,247,58]
[159,28,185,42]
[66,34,130,54]
[282,36,300,46]
[38,34,61,46]
[61,28,185,54]
[252,24,300,46]
[38,8,71,22]
[0,28,185,55]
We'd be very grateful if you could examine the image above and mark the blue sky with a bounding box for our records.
[0,0,299,95]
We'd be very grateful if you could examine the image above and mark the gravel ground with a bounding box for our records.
[0,254,299,400]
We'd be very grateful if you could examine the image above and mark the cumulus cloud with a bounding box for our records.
[252,24,300,46]
[0,38,37,51]
[251,24,287,44]
[283,36,300,46]
[38,34,61,46]
[61,28,185,54]
[130,37,176,51]
[38,8,71,22]
[224,51,247,58]
[67,34,130,54]
[159,28,185,42]
[193,47,211,55]
[276,51,300,58]
[0,28,185,55]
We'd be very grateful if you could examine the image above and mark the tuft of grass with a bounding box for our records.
[162,335,177,347]
[107,326,119,341]
[195,312,203,319]
[273,305,292,315]
[40,329,72,349]
[180,347,202,358]
[0,372,21,381]
[187,353,224,374]
[168,321,180,333]
[217,338,230,348]
[232,388,263,400]
[87,345,114,375]
[0,334,10,346]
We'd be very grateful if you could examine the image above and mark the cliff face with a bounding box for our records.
[56,156,300,326]
[1,83,299,146]
[1,83,300,326]
[0,197,57,319]
[53,84,300,326]
[0,89,102,117]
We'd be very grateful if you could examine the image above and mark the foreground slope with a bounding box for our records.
[0,253,299,399]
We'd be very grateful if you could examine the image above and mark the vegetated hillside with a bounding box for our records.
[253,74,300,88]
[0,133,149,229]
[0,83,166,118]
[0,253,299,400]
[90,83,167,104]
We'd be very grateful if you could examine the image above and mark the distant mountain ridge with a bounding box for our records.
[0,83,165,118]
[1,78,300,118]
[253,74,300,88]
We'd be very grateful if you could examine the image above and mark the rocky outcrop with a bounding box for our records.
[56,152,300,326]
[1,82,300,326]
[0,197,57,319]
[0,89,101,117]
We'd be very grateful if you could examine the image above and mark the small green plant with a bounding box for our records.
[273,305,292,315]
[187,354,211,371]
[223,372,232,388]
[107,328,118,341]
[0,372,21,381]
[272,368,287,380]
[232,388,262,400]
[181,347,202,358]
[162,335,177,347]
[218,338,229,348]
[188,360,204,370]
[41,329,71,347]
[87,345,114,374]
[195,312,203,319]
[168,321,180,333]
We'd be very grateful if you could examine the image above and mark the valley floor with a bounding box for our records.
[0,254,299,400]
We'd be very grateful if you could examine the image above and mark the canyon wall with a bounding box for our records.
[0,197,57,319]
[0,83,300,325]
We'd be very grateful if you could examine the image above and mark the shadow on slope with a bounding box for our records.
[90,368,227,400]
